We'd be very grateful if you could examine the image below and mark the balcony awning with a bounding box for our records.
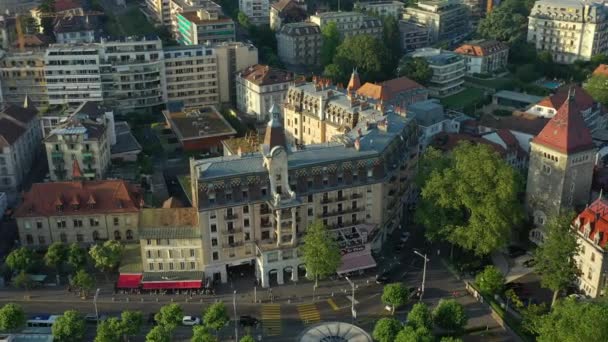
[116,274,142,289]
[337,252,377,275]
[142,280,202,290]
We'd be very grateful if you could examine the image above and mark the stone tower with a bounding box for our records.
[526,89,596,242]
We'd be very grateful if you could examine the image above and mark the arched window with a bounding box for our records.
[126,230,133,240]
[26,234,33,245]
[114,230,121,240]
[92,230,100,241]
[60,233,67,243]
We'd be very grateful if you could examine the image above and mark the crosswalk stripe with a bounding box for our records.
[262,304,281,336]
[297,303,321,324]
[327,298,339,311]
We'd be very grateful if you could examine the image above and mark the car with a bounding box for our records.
[239,315,259,327]
[408,286,420,300]
[375,274,390,285]
[182,316,201,326]
[507,246,527,258]
[85,314,107,323]
[400,232,411,243]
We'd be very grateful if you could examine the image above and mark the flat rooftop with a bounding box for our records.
[164,104,237,141]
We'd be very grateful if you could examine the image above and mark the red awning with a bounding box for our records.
[142,280,202,290]
[337,253,377,275]
[116,274,142,289]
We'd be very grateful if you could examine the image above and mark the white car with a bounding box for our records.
[182,316,201,326]
[400,232,410,242]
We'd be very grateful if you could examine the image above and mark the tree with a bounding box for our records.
[397,57,432,85]
[406,303,432,330]
[415,142,524,256]
[203,302,229,335]
[52,310,86,342]
[327,34,390,83]
[12,271,33,291]
[191,326,217,342]
[237,11,251,29]
[38,0,55,13]
[381,283,410,315]
[323,64,343,82]
[515,64,541,83]
[440,338,463,342]
[584,74,608,107]
[394,326,433,342]
[321,21,341,66]
[239,335,255,342]
[533,213,580,306]
[95,317,124,342]
[6,247,36,272]
[299,221,341,287]
[121,310,144,339]
[372,317,402,342]
[382,16,403,74]
[70,269,94,297]
[154,303,183,332]
[67,243,87,270]
[531,298,608,341]
[0,303,26,332]
[89,240,123,277]
[433,299,467,332]
[475,265,505,296]
[477,4,526,43]
[146,325,171,342]
[44,242,66,274]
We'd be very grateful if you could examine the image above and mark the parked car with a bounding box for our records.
[408,286,420,300]
[85,314,107,323]
[507,246,527,258]
[182,316,201,326]
[400,232,411,243]
[239,315,259,327]
[375,273,390,285]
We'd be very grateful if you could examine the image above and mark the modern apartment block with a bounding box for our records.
[527,0,608,63]
[236,64,294,121]
[399,21,430,52]
[403,0,469,43]
[15,180,142,247]
[0,103,42,204]
[146,0,172,26]
[454,39,509,75]
[176,9,235,45]
[189,101,419,286]
[275,22,322,70]
[408,48,465,97]
[163,45,219,108]
[239,0,270,25]
[354,1,405,18]
[214,42,259,104]
[309,11,383,40]
[0,50,48,109]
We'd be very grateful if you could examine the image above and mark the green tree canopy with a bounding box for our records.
[433,299,467,332]
[203,302,229,333]
[237,11,251,29]
[382,15,402,74]
[94,317,124,342]
[12,271,33,291]
[415,143,524,256]
[70,269,95,297]
[191,326,217,342]
[372,317,402,342]
[52,310,85,342]
[121,310,144,338]
[381,283,410,315]
[325,34,389,83]
[146,325,171,342]
[6,247,36,272]
[299,221,342,286]
[67,243,87,270]
[89,240,123,275]
[515,64,541,83]
[531,298,608,341]
[44,242,66,273]
[406,302,432,330]
[440,337,464,342]
[475,265,505,296]
[154,303,183,332]
[0,303,26,332]
[394,326,434,342]
[239,335,255,342]
[321,21,341,66]
[533,213,580,306]
[584,74,608,107]
[397,57,432,86]
[477,4,526,43]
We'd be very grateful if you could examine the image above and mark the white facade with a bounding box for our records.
[354,1,405,18]
[408,48,465,97]
[214,42,259,104]
[309,11,383,40]
[235,65,293,121]
[239,0,270,25]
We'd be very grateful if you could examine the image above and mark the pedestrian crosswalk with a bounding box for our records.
[261,304,281,336]
[297,303,321,325]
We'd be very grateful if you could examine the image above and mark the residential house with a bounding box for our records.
[275,22,322,71]
[236,64,294,121]
[269,0,307,30]
[454,39,509,75]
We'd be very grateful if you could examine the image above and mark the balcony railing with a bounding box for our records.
[225,213,238,220]
[222,227,243,234]
[222,241,244,248]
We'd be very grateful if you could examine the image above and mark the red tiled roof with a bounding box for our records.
[593,64,608,77]
[532,91,594,154]
[536,85,594,110]
[15,180,142,217]
[347,70,361,92]
[479,112,549,136]
[239,64,293,86]
[575,197,608,248]
[72,160,83,179]
[356,76,423,102]
[454,40,508,57]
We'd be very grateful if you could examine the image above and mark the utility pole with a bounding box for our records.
[233,290,238,341]
[93,288,100,322]
[413,250,429,301]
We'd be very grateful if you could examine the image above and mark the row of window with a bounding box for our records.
[146,249,196,258]
[149,261,196,271]
[24,229,133,244]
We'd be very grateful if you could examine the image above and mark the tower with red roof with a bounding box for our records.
[526,88,596,243]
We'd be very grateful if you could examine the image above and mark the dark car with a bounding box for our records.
[375,273,390,285]
[408,286,421,300]
[507,246,527,258]
[239,315,259,327]
[85,314,107,323]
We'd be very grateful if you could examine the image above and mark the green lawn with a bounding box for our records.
[465,76,516,91]
[440,87,486,110]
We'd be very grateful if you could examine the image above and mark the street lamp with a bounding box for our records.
[93,288,100,323]
[233,290,238,342]
[413,250,429,301]
[344,276,356,321]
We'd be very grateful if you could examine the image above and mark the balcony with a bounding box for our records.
[224,213,238,220]
[223,227,243,234]
[260,208,271,215]
[351,193,362,199]
[82,152,94,163]
[222,241,244,248]
[51,151,63,158]
[260,220,272,228]
[52,156,65,164]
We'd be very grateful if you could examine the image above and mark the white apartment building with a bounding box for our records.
[403,0,470,43]
[236,64,294,121]
[408,48,465,97]
[44,44,103,106]
[527,0,608,64]
[164,45,219,108]
[309,11,383,40]
[146,0,172,26]
[214,42,259,104]
[239,0,270,25]
[0,51,49,109]
[0,102,42,204]
[354,1,405,18]
[275,22,322,70]
[454,39,509,75]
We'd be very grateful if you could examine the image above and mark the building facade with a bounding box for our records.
[54,15,100,44]
[176,9,235,45]
[276,22,322,70]
[309,11,383,40]
[527,0,608,64]
[236,64,294,121]
[15,180,142,247]
[526,90,596,244]
[454,39,509,75]
[398,21,430,52]
[214,42,259,104]
[239,0,270,25]
[0,51,48,109]
[163,45,220,108]
[0,103,42,204]
[354,1,405,18]
[408,48,465,97]
[403,0,469,43]
[189,101,419,286]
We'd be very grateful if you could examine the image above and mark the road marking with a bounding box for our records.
[327,298,339,311]
[297,303,321,325]
[346,295,360,305]
[261,304,281,336]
